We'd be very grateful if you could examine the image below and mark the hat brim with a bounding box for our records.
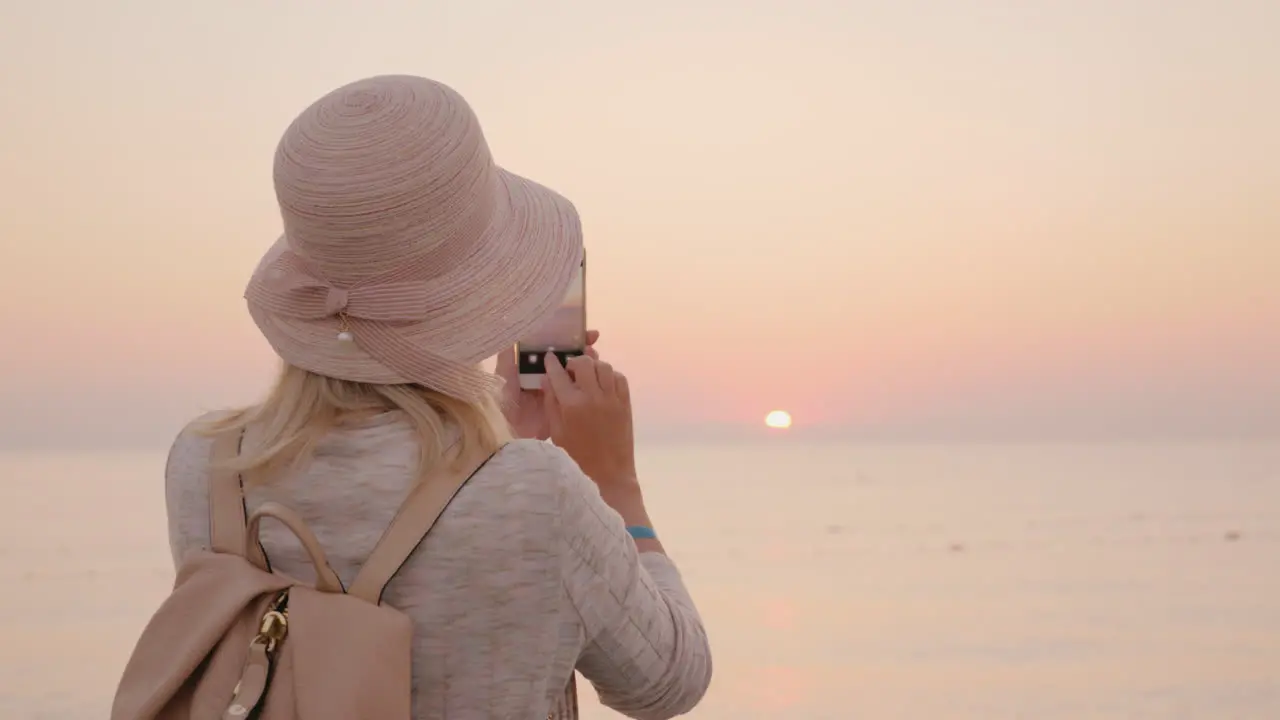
[247,166,583,395]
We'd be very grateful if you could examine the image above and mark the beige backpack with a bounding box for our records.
[110,431,514,719]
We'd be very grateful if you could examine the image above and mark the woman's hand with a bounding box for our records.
[496,330,599,440]
[543,353,640,499]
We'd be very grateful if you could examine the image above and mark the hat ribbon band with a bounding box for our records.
[245,270,445,323]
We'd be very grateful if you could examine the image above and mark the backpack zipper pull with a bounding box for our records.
[223,591,290,719]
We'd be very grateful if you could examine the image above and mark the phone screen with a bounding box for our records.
[517,258,585,376]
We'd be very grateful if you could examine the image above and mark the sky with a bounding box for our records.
[1,0,1278,450]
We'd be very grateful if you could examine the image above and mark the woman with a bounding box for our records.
[163,75,712,719]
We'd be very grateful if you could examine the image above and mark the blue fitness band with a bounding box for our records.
[626,526,658,540]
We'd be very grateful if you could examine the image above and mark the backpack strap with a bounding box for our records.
[347,445,504,604]
[207,429,269,569]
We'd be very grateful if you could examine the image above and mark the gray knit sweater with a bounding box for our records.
[164,414,712,719]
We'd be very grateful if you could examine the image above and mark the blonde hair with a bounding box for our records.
[199,362,511,485]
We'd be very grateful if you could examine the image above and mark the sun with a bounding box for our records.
[764,410,793,429]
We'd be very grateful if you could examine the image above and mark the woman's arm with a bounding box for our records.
[539,353,712,718]
[550,447,713,720]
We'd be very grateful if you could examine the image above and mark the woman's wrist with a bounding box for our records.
[605,485,665,553]
[599,479,647,524]
[583,467,662,550]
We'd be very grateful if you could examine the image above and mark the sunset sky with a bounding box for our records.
[1,0,1277,449]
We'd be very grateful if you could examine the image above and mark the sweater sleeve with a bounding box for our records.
[163,420,216,570]
[547,444,713,720]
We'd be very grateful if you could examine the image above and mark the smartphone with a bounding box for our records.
[517,256,586,390]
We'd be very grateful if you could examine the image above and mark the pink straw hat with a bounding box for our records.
[244,75,583,401]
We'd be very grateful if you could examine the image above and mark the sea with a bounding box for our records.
[2,441,1278,719]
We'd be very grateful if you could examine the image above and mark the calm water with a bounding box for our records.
[2,441,1278,719]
